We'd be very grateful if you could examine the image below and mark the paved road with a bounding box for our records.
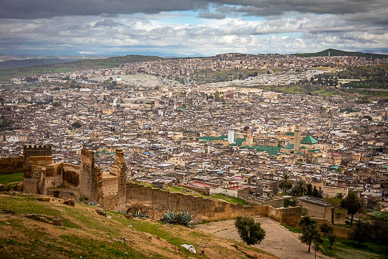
[197,217,329,259]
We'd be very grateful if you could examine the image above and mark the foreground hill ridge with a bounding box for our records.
[0,193,276,259]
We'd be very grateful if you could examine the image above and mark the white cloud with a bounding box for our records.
[0,11,387,56]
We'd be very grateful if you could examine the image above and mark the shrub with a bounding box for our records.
[350,221,373,245]
[133,211,149,218]
[161,210,194,227]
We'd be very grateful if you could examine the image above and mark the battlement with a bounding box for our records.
[23,145,52,160]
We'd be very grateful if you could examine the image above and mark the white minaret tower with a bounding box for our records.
[228,130,235,144]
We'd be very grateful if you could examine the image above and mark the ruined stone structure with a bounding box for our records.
[23,145,127,210]
[20,146,305,225]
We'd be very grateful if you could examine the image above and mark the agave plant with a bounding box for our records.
[162,210,177,223]
[162,210,194,226]
[134,211,144,218]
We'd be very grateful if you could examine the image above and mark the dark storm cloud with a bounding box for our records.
[198,12,226,19]
[1,0,387,20]
[94,19,123,27]
[0,0,207,19]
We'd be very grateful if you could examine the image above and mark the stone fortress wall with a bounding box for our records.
[4,145,350,230]
[126,182,270,221]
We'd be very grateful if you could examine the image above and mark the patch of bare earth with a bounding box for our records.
[197,217,330,259]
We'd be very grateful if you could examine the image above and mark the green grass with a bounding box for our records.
[281,223,301,233]
[321,237,388,259]
[0,195,80,229]
[167,185,248,205]
[210,194,248,205]
[0,172,24,184]
[60,234,150,258]
[251,85,340,97]
[122,219,205,258]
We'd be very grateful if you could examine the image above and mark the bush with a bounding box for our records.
[133,211,149,218]
[235,216,266,245]
[284,198,297,207]
[350,221,373,245]
[161,210,194,227]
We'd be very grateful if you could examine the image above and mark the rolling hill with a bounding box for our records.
[294,48,388,59]
[0,55,161,81]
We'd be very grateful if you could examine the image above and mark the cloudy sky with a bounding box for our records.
[0,0,387,57]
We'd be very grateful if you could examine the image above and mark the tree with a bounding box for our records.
[307,184,313,196]
[328,233,336,249]
[312,186,323,198]
[341,192,361,228]
[313,231,322,259]
[290,180,307,196]
[72,122,82,129]
[279,174,293,193]
[319,222,333,239]
[335,193,344,200]
[235,216,266,245]
[299,216,318,253]
[350,221,373,245]
[284,198,297,208]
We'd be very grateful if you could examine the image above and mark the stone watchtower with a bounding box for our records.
[114,149,127,211]
[79,148,102,202]
[23,145,52,161]
[23,145,53,178]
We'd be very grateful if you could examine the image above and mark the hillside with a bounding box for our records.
[0,193,276,258]
[0,59,80,71]
[0,55,161,81]
[294,49,388,59]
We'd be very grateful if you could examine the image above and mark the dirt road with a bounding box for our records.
[197,217,329,259]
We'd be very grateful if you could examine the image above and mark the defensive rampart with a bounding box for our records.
[0,157,24,174]
[268,206,302,227]
[126,182,269,221]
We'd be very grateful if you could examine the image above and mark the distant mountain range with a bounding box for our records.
[294,48,388,59]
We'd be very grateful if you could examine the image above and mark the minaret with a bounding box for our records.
[328,116,334,129]
[228,130,235,144]
[294,125,301,153]
[247,129,253,145]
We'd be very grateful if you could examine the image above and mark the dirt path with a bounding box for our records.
[197,217,329,259]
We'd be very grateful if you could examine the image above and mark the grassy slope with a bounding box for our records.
[0,55,161,81]
[0,172,24,185]
[281,222,387,259]
[0,193,275,259]
[167,185,248,205]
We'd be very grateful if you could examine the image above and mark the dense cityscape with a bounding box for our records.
[1,0,388,258]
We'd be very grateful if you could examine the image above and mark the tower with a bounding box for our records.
[228,130,235,144]
[328,116,334,129]
[246,129,253,145]
[294,125,301,153]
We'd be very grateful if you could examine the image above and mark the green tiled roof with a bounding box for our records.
[200,135,246,146]
[230,138,246,146]
[301,135,318,144]
[199,134,227,141]
[283,143,294,149]
[241,145,281,156]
